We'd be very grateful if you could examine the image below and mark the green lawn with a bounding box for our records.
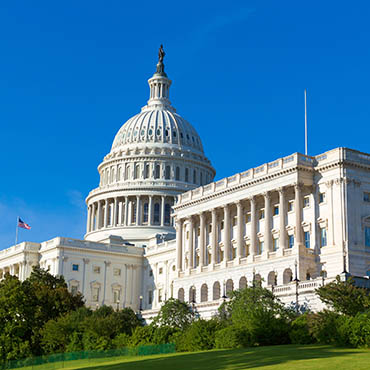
[56,345,370,370]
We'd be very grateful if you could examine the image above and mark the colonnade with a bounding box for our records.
[87,195,175,233]
[0,261,29,281]
[176,184,305,271]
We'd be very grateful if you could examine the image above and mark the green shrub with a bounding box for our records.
[129,326,155,346]
[215,325,251,349]
[289,313,315,344]
[151,326,179,345]
[348,311,370,348]
[112,333,131,348]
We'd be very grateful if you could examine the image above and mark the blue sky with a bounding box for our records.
[1,1,369,248]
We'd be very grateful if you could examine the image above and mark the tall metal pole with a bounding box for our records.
[304,89,308,156]
[15,216,19,245]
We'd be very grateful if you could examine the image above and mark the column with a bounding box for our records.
[236,201,243,259]
[295,183,304,246]
[136,195,141,226]
[97,201,102,229]
[113,197,118,227]
[223,204,231,261]
[118,199,122,225]
[176,218,184,271]
[264,192,272,252]
[148,196,153,226]
[86,205,91,233]
[160,196,165,226]
[250,197,257,256]
[278,188,287,249]
[90,202,96,231]
[199,212,205,267]
[104,199,108,228]
[124,196,129,226]
[188,217,194,269]
[211,209,217,265]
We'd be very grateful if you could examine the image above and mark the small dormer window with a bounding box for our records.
[364,192,370,202]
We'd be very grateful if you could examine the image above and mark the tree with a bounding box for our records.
[316,276,370,316]
[152,298,195,330]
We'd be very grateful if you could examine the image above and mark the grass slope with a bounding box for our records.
[60,345,370,370]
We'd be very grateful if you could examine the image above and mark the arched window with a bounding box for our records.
[254,274,262,287]
[189,286,196,303]
[154,203,160,224]
[105,170,108,184]
[175,166,180,181]
[226,279,234,297]
[178,288,184,302]
[201,284,208,302]
[268,271,277,286]
[132,201,137,224]
[239,276,247,290]
[193,169,197,184]
[185,168,189,182]
[143,203,149,223]
[117,167,122,181]
[144,164,150,179]
[213,281,220,300]
[111,168,115,183]
[164,204,171,225]
[134,164,140,179]
[125,165,130,180]
[155,164,160,179]
[283,269,293,284]
[165,165,171,180]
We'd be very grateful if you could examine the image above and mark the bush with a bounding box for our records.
[215,325,251,349]
[112,333,131,348]
[129,326,155,346]
[348,311,370,348]
[289,313,315,344]
[151,326,179,345]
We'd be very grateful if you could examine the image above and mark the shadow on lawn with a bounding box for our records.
[75,345,359,370]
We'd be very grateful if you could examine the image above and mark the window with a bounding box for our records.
[113,290,120,303]
[364,192,370,202]
[158,289,163,302]
[193,169,197,184]
[71,285,78,295]
[304,231,310,249]
[143,203,149,223]
[273,238,279,251]
[149,270,153,277]
[320,228,327,247]
[185,168,189,182]
[93,266,101,274]
[134,164,140,179]
[125,165,130,180]
[175,166,180,181]
[186,231,189,239]
[113,268,121,276]
[200,172,203,185]
[144,164,150,179]
[319,192,326,204]
[165,165,171,180]
[164,204,171,225]
[72,264,79,271]
[159,267,163,274]
[148,290,153,304]
[304,196,310,208]
[92,287,100,302]
[132,202,137,223]
[273,205,279,216]
[259,209,265,220]
[245,213,251,223]
[154,203,160,224]
[258,241,264,254]
[155,164,160,179]
[289,235,294,249]
[365,227,370,247]
[288,201,294,212]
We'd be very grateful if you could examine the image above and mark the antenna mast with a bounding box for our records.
[304,89,308,156]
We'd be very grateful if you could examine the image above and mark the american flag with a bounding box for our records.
[18,218,31,230]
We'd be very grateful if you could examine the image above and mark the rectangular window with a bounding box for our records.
[320,228,327,247]
[304,231,310,249]
[288,201,294,212]
[245,213,251,223]
[113,268,121,276]
[71,285,78,295]
[304,196,310,208]
[273,238,279,251]
[273,205,279,216]
[113,290,120,303]
[288,234,294,249]
[258,241,264,254]
[364,192,370,202]
[259,209,265,220]
[365,227,370,247]
[92,287,99,302]
[221,221,224,229]
[93,266,101,274]
[159,267,163,274]
[72,264,79,271]
[319,192,326,204]
[148,290,153,305]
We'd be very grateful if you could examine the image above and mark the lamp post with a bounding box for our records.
[222,280,227,300]
[294,259,300,313]
[190,286,196,311]
[116,299,120,312]
[252,267,256,288]
[139,295,143,312]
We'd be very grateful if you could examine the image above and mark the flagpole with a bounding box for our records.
[15,216,19,246]
[304,89,308,156]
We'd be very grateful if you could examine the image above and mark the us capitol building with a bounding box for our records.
[1,48,370,318]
